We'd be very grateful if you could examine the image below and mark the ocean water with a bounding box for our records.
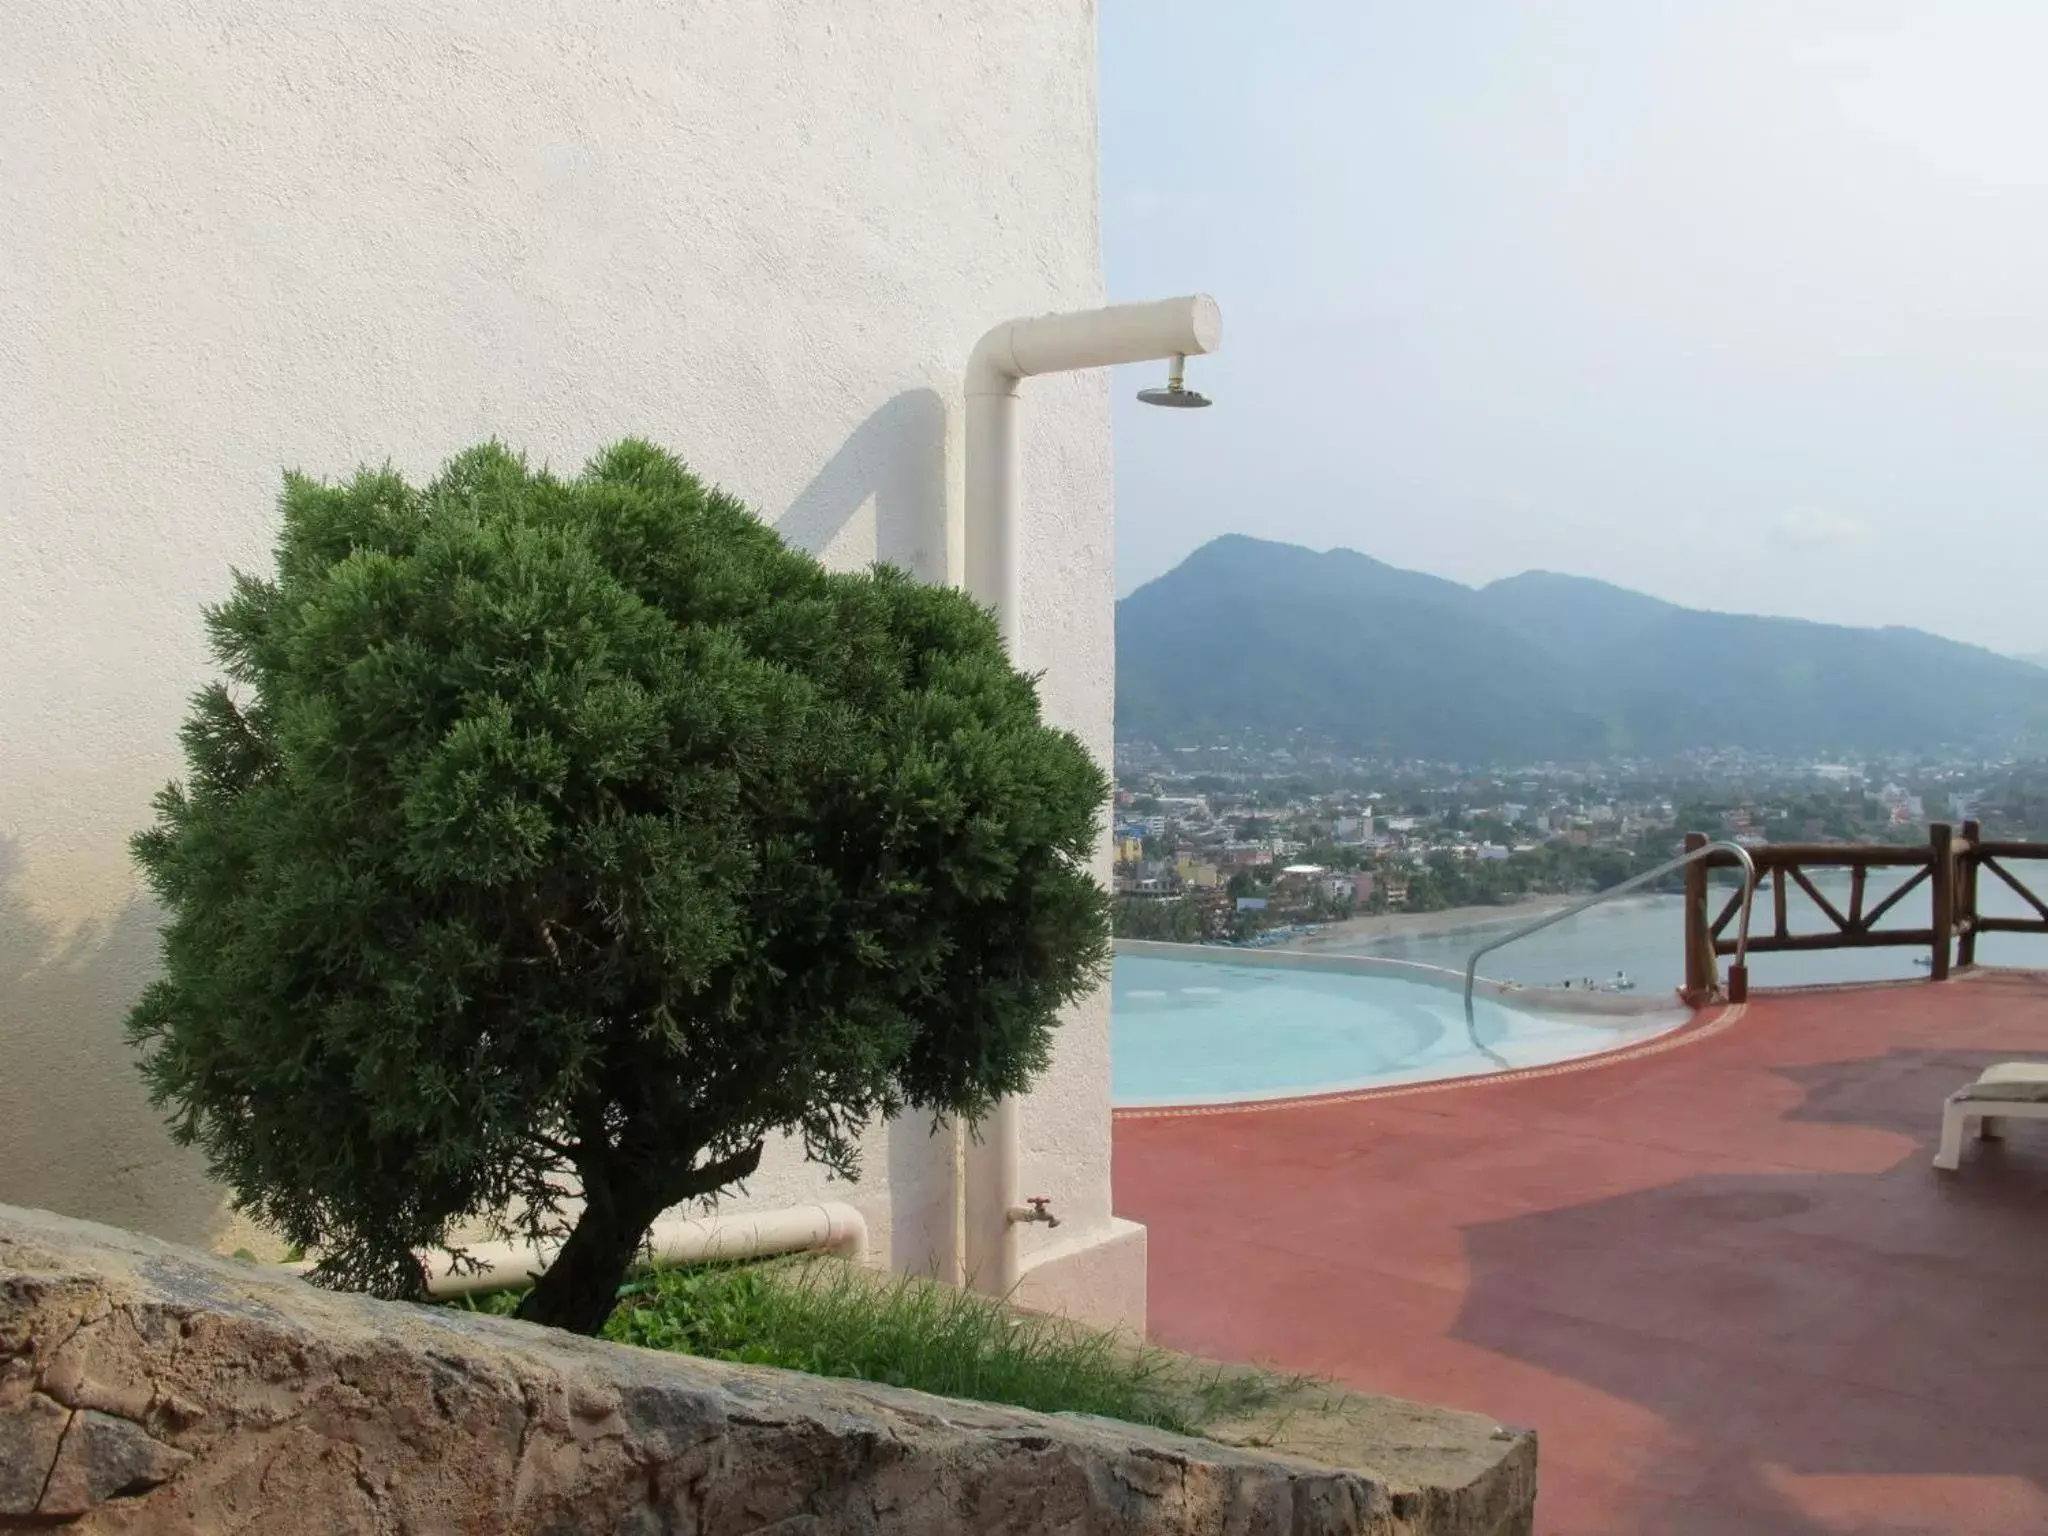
[1316,867,2048,994]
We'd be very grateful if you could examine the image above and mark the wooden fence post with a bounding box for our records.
[1929,821,1954,981]
[1683,831,1711,1002]
[1958,818,1981,969]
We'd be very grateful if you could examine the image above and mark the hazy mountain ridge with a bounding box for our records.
[1116,535,2048,759]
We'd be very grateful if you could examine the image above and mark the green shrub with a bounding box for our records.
[130,440,1110,1334]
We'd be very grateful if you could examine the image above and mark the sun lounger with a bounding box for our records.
[1933,1063,2048,1170]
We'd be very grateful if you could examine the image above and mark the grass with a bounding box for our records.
[456,1258,1305,1437]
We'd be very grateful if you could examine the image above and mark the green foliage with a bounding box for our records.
[587,1259,1299,1436]
[130,441,1110,1324]
[1979,765,2048,836]
[1111,896,1204,942]
[1387,840,1655,913]
[1401,872,1449,913]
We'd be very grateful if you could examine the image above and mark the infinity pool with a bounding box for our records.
[1112,951,1689,1108]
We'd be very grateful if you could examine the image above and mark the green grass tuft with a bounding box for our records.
[454,1258,1305,1437]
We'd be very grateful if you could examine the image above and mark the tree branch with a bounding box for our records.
[528,1131,579,1163]
[675,1138,766,1201]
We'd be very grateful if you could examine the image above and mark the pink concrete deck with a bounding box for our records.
[1116,971,2048,1534]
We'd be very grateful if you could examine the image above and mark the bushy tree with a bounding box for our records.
[1110,896,1202,943]
[130,441,1110,1334]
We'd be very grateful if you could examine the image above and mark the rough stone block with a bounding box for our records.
[0,1202,1534,1532]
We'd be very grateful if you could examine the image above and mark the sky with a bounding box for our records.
[1100,1,2048,655]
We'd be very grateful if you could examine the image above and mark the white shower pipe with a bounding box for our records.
[961,294,1222,1298]
[281,1201,869,1299]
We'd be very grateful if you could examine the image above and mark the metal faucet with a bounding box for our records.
[1005,1196,1060,1229]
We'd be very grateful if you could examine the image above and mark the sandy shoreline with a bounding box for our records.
[1278,894,1594,951]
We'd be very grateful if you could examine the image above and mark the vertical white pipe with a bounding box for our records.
[960,296,1219,1299]
[949,1118,968,1288]
[964,388,1022,648]
[963,382,1024,1294]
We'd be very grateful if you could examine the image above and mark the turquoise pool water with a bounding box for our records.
[1112,952,1688,1107]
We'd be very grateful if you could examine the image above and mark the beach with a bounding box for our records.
[1277,869,2048,991]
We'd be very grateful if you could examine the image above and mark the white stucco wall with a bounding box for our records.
[0,1,1127,1319]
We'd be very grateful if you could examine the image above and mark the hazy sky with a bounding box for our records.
[1101,2,2048,654]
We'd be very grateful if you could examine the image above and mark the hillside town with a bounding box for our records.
[1111,739,2024,943]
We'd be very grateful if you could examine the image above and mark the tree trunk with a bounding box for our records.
[512,1135,764,1335]
[514,1171,670,1336]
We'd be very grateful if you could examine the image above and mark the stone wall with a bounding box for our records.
[0,1204,1535,1533]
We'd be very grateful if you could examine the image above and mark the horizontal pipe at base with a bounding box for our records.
[281,1202,870,1299]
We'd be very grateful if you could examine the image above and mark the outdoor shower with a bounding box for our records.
[960,294,1222,1299]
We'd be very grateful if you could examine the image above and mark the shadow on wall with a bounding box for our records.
[0,839,224,1246]
[774,388,948,581]
[0,397,953,1261]
[782,388,960,1277]
[884,1109,960,1281]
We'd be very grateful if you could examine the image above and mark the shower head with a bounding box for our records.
[1136,384,1211,408]
[1137,354,1212,408]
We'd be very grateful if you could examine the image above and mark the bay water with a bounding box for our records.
[1321,866,2048,994]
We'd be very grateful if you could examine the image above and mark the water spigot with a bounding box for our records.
[1006,1196,1061,1229]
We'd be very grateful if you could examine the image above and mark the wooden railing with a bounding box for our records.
[1681,821,2048,1002]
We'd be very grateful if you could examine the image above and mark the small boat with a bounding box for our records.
[1607,972,1637,992]
[1913,956,1933,969]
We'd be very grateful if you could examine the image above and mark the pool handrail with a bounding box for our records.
[1462,840,1759,1032]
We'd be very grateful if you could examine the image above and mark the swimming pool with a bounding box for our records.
[1112,946,1691,1107]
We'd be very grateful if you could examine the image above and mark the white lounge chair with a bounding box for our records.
[1933,1063,2048,1170]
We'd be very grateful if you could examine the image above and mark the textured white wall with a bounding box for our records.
[0,0,1119,1299]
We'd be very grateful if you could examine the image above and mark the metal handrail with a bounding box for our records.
[1462,839,1759,1031]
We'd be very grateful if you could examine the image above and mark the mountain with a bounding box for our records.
[2020,653,2048,672]
[1115,536,2048,760]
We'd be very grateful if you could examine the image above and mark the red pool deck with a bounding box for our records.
[1115,970,2048,1535]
